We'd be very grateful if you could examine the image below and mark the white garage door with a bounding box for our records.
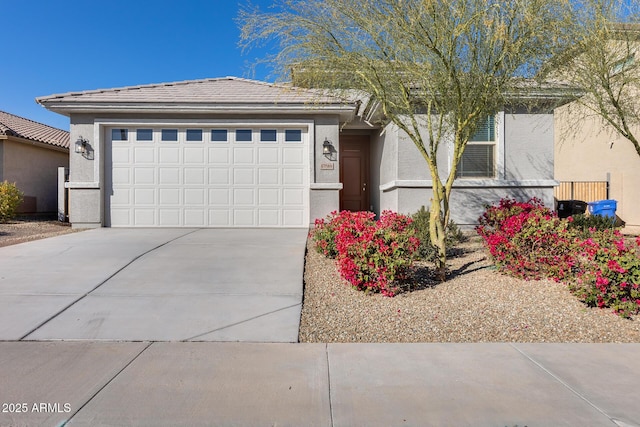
[105,126,309,227]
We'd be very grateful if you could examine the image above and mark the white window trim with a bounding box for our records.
[450,112,504,179]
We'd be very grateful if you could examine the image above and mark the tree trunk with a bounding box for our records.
[429,184,448,282]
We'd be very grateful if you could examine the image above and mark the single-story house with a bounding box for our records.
[0,110,69,214]
[36,77,566,228]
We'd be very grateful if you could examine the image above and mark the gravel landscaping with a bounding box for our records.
[0,218,78,247]
[299,235,640,343]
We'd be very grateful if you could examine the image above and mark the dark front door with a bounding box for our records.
[340,135,370,211]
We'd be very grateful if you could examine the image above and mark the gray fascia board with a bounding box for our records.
[37,102,358,120]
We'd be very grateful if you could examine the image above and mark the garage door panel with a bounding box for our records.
[184,168,205,185]
[134,209,156,226]
[259,210,279,226]
[184,147,205,164]
[233,169,255,185]
[283,147,304,164]
[258,147,279,164]
[111,209,131,227]
[259,188,280,205]
[209,147,229,164]
[209,209,231,226]
[233,209,255,226]
[234,147,255,164]
[209,189,230,205]
[134,147,155,163]
[258,168,279,185]
[134,188,155,205]
[134,168,155,185]
[112,168,131,185]
[159,209,181,226]
[209,169,230,185]
[184,188,205,205]
[112,188,131,205]
[283,210,304,227]
[233,189,255,205]
[112,146,131,163]
[184,209,206,226]
[159,147,180,163]
[159,188,181,205]
[283,169,304,185]
[107,127,309,227]
[159,168,181,185]
[283,189,304,206]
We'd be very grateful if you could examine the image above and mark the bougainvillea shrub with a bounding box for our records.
[476,198,577,281]
[309,210,348,258]
[310,210,420,296]
[569,232,640,318]
[477,198,640,318]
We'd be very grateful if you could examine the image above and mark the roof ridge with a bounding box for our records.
[36,76,309,102]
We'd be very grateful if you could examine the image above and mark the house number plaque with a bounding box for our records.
[320,163,334,170]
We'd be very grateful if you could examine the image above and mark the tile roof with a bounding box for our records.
[36,76,353,106]
[0,111,69,149]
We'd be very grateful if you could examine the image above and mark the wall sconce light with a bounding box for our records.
[75,137,88,154]
[323,137,333,155]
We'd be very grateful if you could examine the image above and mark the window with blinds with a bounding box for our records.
[456,116,496,178]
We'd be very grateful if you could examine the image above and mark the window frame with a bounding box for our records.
[455,115,499,179]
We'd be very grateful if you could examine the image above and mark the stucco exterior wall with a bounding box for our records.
[0,139,68,213]
[376,110,557,225]
[504,109,554,180]
[555,104,640,229]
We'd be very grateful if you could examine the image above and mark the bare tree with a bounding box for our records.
[240,0,573,280]
[551,0,640,158]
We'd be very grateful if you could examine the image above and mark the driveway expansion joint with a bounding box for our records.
[510,343,621,426]
[18,229,199,341]
[61,341,153,426]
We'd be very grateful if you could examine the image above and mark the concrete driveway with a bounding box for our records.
[0,228,308,342]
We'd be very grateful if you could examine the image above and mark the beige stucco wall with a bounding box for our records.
[0,139,68,213]
[555,105,640,229]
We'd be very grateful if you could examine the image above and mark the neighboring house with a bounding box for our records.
[555,105,640,231]
[0,111,69,214]
[36,76,566,228]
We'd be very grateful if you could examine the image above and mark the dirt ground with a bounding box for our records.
[0,218,79,248]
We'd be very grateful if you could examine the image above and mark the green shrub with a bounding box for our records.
[410,206,465,263]
[0,181,23,223]
[567,213,617,233]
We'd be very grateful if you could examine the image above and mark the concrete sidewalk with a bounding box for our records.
[1,342,638,427]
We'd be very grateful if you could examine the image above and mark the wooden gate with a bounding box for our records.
[554,181,609,202]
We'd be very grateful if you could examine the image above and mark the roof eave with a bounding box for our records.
[37,102,358,121]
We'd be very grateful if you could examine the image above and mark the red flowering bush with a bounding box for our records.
[568,230,640,318]
[476,198,577,280]
[310,210,420,296]
[309,211,349,258]
[477,198,640,318]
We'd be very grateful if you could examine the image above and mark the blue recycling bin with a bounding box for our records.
[587,199,617,218]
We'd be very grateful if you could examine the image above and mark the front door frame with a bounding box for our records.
[339,134,370,212]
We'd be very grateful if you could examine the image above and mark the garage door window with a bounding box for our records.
[236,129,252,142]
[211,129,228,142]
[186,129,203,142]
[285,130,302,143]
[136,129,153,141]
[161,129,178,142]
[112,129,128,141]
[260,129,277,142]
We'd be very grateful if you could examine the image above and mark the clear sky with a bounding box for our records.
[1,0,274,131]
